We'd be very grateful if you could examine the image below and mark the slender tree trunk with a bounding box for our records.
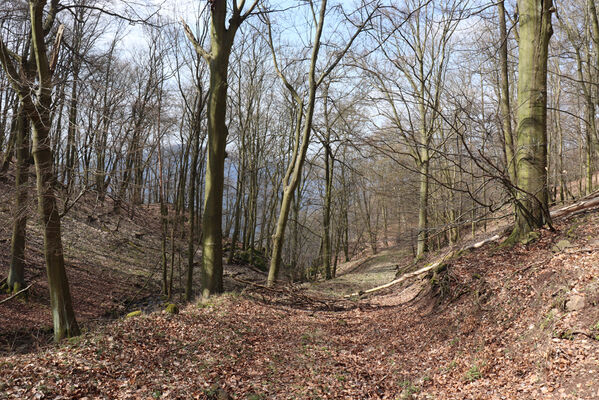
[7,105,30,293]
[65,67,79,192]
[554,72,565,202]
[201,51,231,297]
[322,142,333,279]
[588,0,599,107]
[321,84,333,280]
[0,103,18,174]
[0,87,13,151]
[416,159,429,258]
[51,79,64,178]
[227,153,245,263]
[498,0,517,185]
[341,164,349,262]
[186,95,202,301]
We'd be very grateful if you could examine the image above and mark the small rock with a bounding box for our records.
[208,385,232,400]
[126,310,142,318]
[550,308,561,317]
[566,295,585,312]
[552,239,573,253]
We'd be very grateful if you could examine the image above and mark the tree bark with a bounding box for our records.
[182,0,259,297]
[509,0,553,241]
[416,159,429,258]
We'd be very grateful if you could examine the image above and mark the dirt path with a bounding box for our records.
[307,248,411,298]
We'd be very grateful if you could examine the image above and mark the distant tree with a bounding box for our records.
[364,0,463,258]
[264,0,378,286]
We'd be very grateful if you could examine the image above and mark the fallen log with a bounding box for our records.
[550,190,599,219]
[344,234,501,298]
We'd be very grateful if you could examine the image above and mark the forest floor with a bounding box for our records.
[2,179,599,398]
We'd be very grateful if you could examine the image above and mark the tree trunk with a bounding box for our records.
[498,0,517,185]
[186,95,203,301]
[7,105,30,293]
[182,0,255,297]
[267,184,294,285]
[201,51,230,297]
[322,141,333,279]
[322,84,333,280]
[509,0,553,241]
[33,120,80,340]
[0,1,81,341]
[416,159,429,258]
[0,104,18,175]
[227,151,245,264]
[65,67,79,192]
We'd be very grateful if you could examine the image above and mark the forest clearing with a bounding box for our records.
[2,0,599,398]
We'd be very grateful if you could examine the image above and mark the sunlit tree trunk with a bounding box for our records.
[509,0,553,241]
[416,158,429,257]
[182,0,259,297]
[266,0,372,285]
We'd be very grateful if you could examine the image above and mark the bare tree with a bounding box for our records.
[0,0,80,340]
[182,0,260,298]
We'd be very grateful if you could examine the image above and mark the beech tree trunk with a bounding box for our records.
[509,0,553,241]
[416,159,429,258]
[182,0,260,297]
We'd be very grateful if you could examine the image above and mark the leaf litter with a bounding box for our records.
[2,207,599,398]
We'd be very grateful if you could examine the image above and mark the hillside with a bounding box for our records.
[0,174,262,353]
[1,184,599,398]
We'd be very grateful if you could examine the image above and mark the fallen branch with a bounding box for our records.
[228,274,283,293]
[228,275,349,311]
[551,190,599,219]
[342,192,599,299]
[59,187,88,218]
[561,329,598,341]
[0,284,32,305]
[513,257,552,275]
[344,234,501,298]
